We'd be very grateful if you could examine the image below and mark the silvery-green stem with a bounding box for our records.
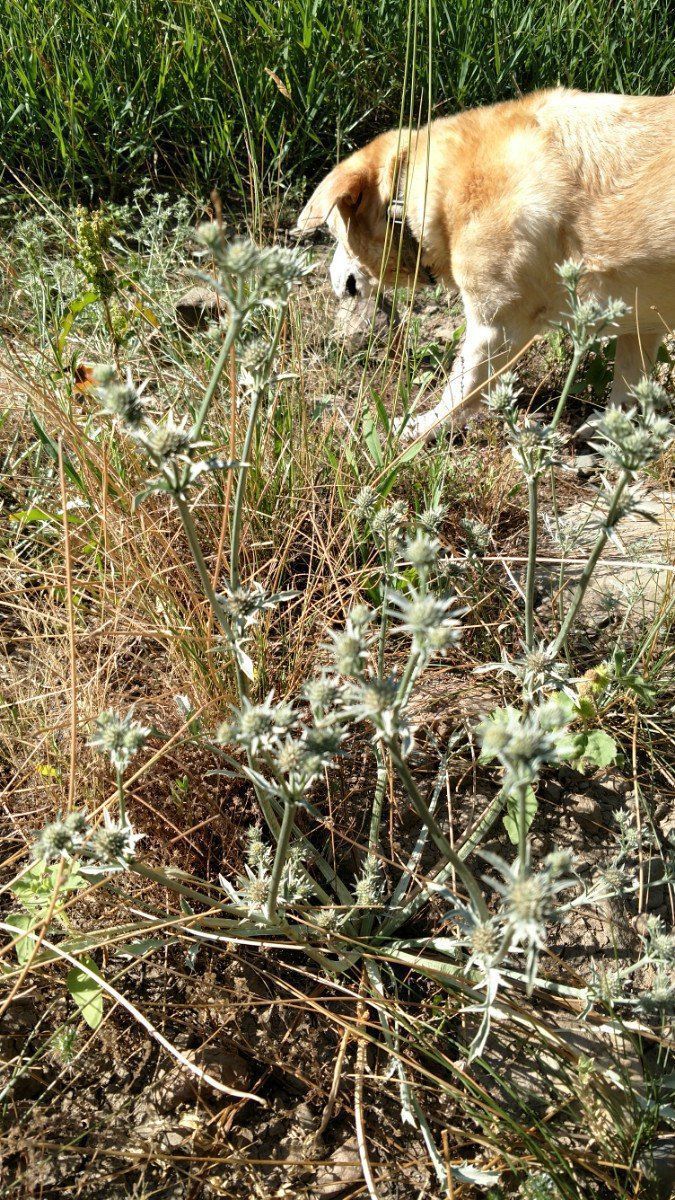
[359,756,388,936]
[174,498,280,840]
[192,308,242,440]
[117,769,126,825]
[387,741,489,919]
[364,545,394,917]
[550,470,630,656]
[377,789,504,939]
[516,784,528,875]
[131,860,248,913]
[367,757,388,858]
[524,476,538,651]
[264,789,353,907]
[396,646,423,710]
[377,531,391,680]
[265,798,297,921]
[175,495,228,630]
[230,308,285,592]
[550,346,584,432]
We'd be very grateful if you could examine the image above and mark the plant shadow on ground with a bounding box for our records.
[0,195,674,1199]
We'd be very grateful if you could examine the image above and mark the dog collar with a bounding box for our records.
[388,197,436,286]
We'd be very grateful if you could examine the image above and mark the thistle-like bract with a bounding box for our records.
[89,709,150,775]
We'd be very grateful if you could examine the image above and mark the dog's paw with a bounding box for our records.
[572,416,600,444]
[394,409,441,446]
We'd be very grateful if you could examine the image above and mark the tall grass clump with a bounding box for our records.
[0,0,673,203]
[4,214,674,1196]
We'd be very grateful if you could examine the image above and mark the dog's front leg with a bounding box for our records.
[396,314,511,446]
[401,320,498,443]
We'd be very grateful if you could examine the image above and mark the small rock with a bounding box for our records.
[639,1134,675,1198]
[569,793,603,831]
[574,452,601,478]
[293,1101,319,1131]
[148,1046,250,1114]
[544,490,675,629]
[315,1135,363,1196]
[175,286,220,330]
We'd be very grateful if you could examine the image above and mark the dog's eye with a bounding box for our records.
[345,274,358,297]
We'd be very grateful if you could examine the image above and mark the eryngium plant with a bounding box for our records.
[23,245,674,1195]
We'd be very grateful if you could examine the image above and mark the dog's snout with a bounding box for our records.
[345,273,358,297]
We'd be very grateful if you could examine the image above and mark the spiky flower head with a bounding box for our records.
[587,963,624,1006]
[644,915,675,966]
[89,709,150,775]
[467,917,502,971]
[216,581,296,643]
[556,258,584,290]
[487,371,521,420]
[216,581,265,630]
[217,692,295,756]
[238,337,270,373]
[598,862,626,895]
[329,610,373,677]
[354,856,384,907]
[507,872,550,929]
[460,518,491,553]
[638,968,675,1015]
[418,503,447,534]
[257,244,313,298]
[347,675,399,721]
[35,811,90,862]
[630,378,669,412]
[303,673,343,717]
[342,672,411,748]
[563,283,630,349]
[244,825,272,870]
[95,368,145,428]
[508,420,566,477]
[196,228,312,305]
[387,586,464,656]
[371,500,409,540]
[240,869,270,914]
[404,532,440,569]
[91,811,144,867]
[484,849,573,990]
[50,1026,79,1065]
[478,697,574,790]
[275,735,309,777]
[349,604,373,629]
[586,388,667,472]
[197,227,261,275]
[353,486,379,522]
[133,412,199,462]
[313,906,345,933]
[518,1171,563,1200]
[279,844,314,907]
[301,720,345,776]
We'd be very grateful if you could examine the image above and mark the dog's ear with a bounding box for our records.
[293,158,373,235]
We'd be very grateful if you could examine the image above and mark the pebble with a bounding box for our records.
[569,793,603,831]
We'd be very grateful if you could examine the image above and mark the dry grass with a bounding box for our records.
[1,199,674,1199]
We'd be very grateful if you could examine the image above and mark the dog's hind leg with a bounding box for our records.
[609,331,663,406]
[573,330,664,444]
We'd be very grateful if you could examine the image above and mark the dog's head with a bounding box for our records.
[293,132,432,299]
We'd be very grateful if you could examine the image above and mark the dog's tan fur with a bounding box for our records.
[295,89,675,439]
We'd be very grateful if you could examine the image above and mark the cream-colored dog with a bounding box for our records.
[294,89,675,441]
